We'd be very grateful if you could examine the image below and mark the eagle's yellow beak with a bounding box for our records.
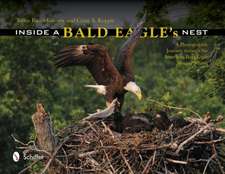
[124,81,143,100]
[135,90,142,100]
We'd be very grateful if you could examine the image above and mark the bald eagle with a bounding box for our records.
[55,18,144,113]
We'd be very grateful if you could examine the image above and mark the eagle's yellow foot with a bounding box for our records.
[106,102,111,107]
[96,109,101,113]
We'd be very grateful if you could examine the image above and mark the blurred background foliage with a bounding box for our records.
[0,0,225,173]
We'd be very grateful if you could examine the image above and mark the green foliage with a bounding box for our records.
[121,39,225,119]
[0,1,57,28]
[186,2,225,28]
[1,29,225,174]
[0,1,225,173]
[140,0,225,28]
[204,46,225,103]
[137,0,225,120]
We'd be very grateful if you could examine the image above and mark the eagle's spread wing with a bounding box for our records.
[115,15,145,80]
[55,45,94,67]
[55,44,121,85]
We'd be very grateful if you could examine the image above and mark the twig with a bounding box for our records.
[17,146,52,157]
[203,154,216,174]
[147,98,201,118]
[87,121,99,135]
[140,142,176,151]
[100,140,116,174]
[194,138,225,144]
[215,128,225,134]
[78,150,99,158]
[18,159,40,174]
[40,137,69,174]
[11,134,28,146]
[142,155,153,174]
[61,147,69,174]
[120,150,134,174]
[215,157,225,174]
[101,121,115,139]
[175,126,208,154]
[166,158,188,165]
[152,150,156,166]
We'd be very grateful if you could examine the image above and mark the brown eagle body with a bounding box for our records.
[55,17,144,111]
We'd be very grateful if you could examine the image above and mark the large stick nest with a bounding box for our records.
[16,112,225,174]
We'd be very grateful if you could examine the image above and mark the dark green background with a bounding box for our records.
[0,1,225,173]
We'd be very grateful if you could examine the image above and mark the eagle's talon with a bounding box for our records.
[96,109,101,113]
[106,102,111,107]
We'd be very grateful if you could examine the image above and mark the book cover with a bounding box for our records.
[0,0,225,173]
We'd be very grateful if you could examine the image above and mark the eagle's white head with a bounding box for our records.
[124,81,142,100]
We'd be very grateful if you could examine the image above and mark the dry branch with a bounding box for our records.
[31,103,65,174]
[32,103,56,154]
[14,104,225,174]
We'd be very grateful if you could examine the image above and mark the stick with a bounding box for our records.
[18,159,40,174]
[100,140,116,174]
[166,158,188,165]
[101,121,115,139]
[11,134,28,146]
[78,150,99,158]
[194,138,225,144]
[175,126,208,154]
[142,156,153,174]
[203,154,216,174]
[120,150,134,174]
[40,137,69,174]
[215,128,225,134]
[147,98,201,118]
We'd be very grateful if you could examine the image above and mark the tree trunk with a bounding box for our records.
[32,103,61,174]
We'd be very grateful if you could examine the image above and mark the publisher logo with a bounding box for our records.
[13,151,20,162]
[23,153,44,160]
